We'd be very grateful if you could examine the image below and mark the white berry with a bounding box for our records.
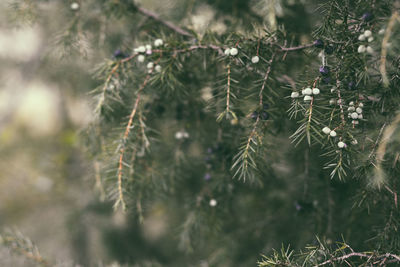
[137,46,146,53]
[175,132,183,139]
[358,34,366,41]
[70,2,79,10]
[230,48,238,56]
[154,39,164,47]
[303,95,312,101]
[349,101,354,106]
[338,141,346,148]
[378,29,385,35]
[356,107,362,114]
[351,112,359,119]
[224,48,231,55]
[358,45,366,53]
[312,88,320,95]
[358,114,363,119]
[303,87,312,95]
[351,139,358,145]
[251,56,259,63]
[366,46,374,54]
[209,199,217,207]
[368,37,374,42]
[330,130,337,137]
[147,62,154,69]
[291,92,299,98]
[329,99,336,105]
[358,103,364,107]
[138,55,145,62]
[353,120,359,125]
[363,30,372,37]
[348,106,355,112]
[322,127,331,134]
[155,65,162,73]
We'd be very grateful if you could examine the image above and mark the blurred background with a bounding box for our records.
[0,0,316,266]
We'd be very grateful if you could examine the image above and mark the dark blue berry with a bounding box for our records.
[251,111,259,121]
[362,12,373,22]
[261,111,269,120]
[319,66,330,75]
[263,103,269,110]
[348,81,356,90]
[313,39,324,48]
[324,44,334,55]
[322,77,331,84]
[113,49,128,59]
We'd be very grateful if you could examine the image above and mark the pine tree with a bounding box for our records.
[2,0,400,266]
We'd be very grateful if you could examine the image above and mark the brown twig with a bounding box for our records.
[136,6,193,37]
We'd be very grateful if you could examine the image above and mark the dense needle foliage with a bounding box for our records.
[2,0,400,266]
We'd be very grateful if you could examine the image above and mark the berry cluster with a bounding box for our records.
[250,104,270,121]
[290,86,320,102]
[347,101,364,125]
[357,30,374,54]
[224,47,239,56]
[321,127,347,148]
[132,39,165,72]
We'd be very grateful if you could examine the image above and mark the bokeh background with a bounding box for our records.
[0,0,315,266]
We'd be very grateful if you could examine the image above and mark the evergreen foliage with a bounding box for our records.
[2,0,400,266]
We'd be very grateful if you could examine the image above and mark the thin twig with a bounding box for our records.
[136,6,193,37]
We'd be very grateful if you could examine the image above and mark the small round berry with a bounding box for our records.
[322,127,331,134]
[291,92,299,98]
[329,99,336,105]
[330,87,336,93]
[348,106,355,112]
[313,39,324,48]
[357,45,366,53]
[358,34,366,41]
[349,101,354,106]
[378,29,385,35]
[366,46,374,54]
[154,39,164,47]
[113,49,126,59]
[348,81,356,90]
[137,46,146,53]
[351,139,358,145]
[368,37,374,42]
[312,88,320,95]
[362,12,373,22]
[338,141,346,148]
[209,199,217,207]
[363,30,372,37]
[324,45,334,55]
[204,173,211,180]
[230,47,238,56]
[353,120,359,125]
[260,111,269,120]
[330,130,337,137]
[70,2,79,10]
[145,44,152,51]
[358,114,363,119]
[175,131,183,139]
[303,95,312,102]
[303,87,312,95]
[322,77,331,84]
[147,62,154,69]
[319,66,330,75]
[155,65,162,73]
[138,55,145,62]
[358,103,364,107]
[250,111,258,121]
[251,56,260,63]
[224,48,231,55]
[356,107,363,114]
[351,112,359,119]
